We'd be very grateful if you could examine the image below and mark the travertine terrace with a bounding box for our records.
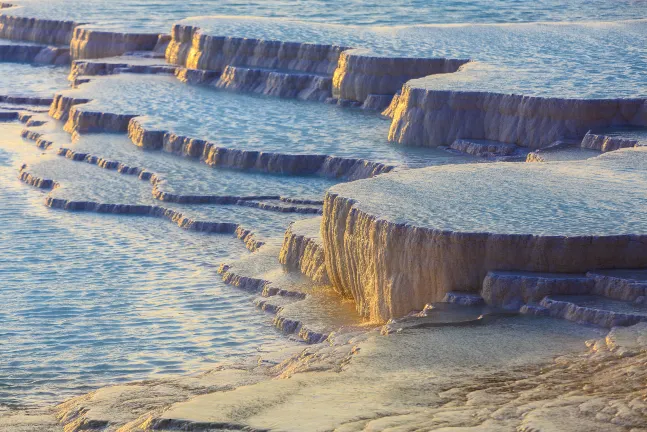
[0,0,646,430]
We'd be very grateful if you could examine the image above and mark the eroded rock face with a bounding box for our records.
[481,271,593,310]
[332,50,468,103]
[0,44,70,64]
[128,118,394,179]
[69,28,161,59]
[165,24,347,75]
[215,65,333,101]
[279,217,330,284]
[388,85,647,149]
[581,131,639,152]
[321,156,647,321]
[0,14,75,45]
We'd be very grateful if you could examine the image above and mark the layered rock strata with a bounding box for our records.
[0,14,75,45]
[580,131,639,152]
[0,43,70,64]
[69,28,162,59]
[481,271,593,310]
[128,118,394,179]
[332,50,468,103]
[215,65,333,101]
[321,163,647,321]
[279,217,330,285]
[535,297,647,328]
[388,86,647,149]
[69,59,176,81]
[18,166,267,251]
[166,24,346,75]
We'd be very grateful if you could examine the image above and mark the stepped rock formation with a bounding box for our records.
[0,43,70,64]
[127,117,394,179]
[165,24,468,104]
[0,13,74,45]
[166,24,346,74]
[215,65,332,101]
[388,85,647,149]
[0,9,164,59]
[69,28,161,59]
[321,158,647,321]
[332,49,468,103]
[279,217,330,285]
[580,131,639,152]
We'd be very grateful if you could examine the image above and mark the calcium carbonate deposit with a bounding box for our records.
[0,0,646,430]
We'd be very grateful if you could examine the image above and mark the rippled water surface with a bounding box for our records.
[65,74,470,166]
[5,0,647,31]
[1,0,646,413]
[0,123,296,407]
[184,17,647,99]
[332,147,647,236]
[0,63,68,96]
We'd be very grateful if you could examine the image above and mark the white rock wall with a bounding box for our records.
[321,191,647,322]
[388,85,647,149]
[332,50,468,103]
[165,24,346,75]
[69,28,161,59]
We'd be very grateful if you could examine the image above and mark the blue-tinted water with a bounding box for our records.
[0,0,646,412]
[64,74,470,166]
[0,123,298,407]
[5,0,647,31]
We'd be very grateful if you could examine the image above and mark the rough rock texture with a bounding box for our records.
[64,105,135,133]
[388,85,647,149]
[279,217,330,285]
[165,24,346,75]
[332,50,468,103]
[322,187,647,321]
[47,317,646,432]
[128,118,394,179]
[0,14,75,45]
[442,291,486,306]
[481,271,593,310]
[0,43,70,64]
[361,93,394,111]
[581,131,639,152]
[173,67,219,84]
[538,297,647,328]
[588,270,647,302]
[69,28,161,59]
[48,94,91,121]
[215,65,333,101]
[450,138,521,157]
[69,59,176,81]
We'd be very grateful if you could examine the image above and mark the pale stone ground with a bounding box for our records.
[3,318,646,431]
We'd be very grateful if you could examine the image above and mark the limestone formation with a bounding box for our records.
[481,271,593,310]
[0,14,75,45]
[165,24,346,75]
[279,217,330,285]
[581,131,639,152]
[388,85,647,149]
[321,156,647,321]
[332,49,468,103]
[69,28,161,59]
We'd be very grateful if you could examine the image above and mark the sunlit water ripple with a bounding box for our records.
[0,124,295,408]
